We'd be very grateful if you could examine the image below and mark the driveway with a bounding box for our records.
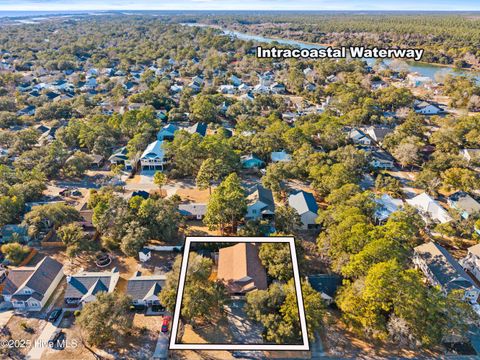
[225,300,264,344]
[152,331,169,359]
[25,310,64,360]
[0,309,13,327]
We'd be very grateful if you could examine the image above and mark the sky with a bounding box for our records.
[0,0,479,12]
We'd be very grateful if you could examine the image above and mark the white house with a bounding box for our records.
[140,140,166,171]
[271,150,292,163]
[374,194,403,223]
[461,244,480,283]
[406,192,452,224]
[414,100,442,115]
[414,242,479,301]
[246,184,275,220]
[64,268,119,307]
[2,257,64,311]
[127,271,166,307]
[288,190,319,230]
[139,248,152,263]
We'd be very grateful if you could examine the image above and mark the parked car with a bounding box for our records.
[48,329,63,348]
[161,316,171,333]
[48,308,62,323]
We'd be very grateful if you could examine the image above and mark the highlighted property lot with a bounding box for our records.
[169,236,309,351]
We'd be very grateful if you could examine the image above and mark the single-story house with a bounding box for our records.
[246,184,275,220]
[414,242,479,301]
[140,140,166,171]
[178,203,207,220]
[288,190,319,230]
[2,256,64,311]
[64,268,119,307]
[217,243,268,295]
[448,191,480,219]
[406,192,452,224]
[241,154,265,169]
[127,271,166,308]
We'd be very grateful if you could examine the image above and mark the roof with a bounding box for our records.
[288,190,318,215]
[178,203,207,217]
[2,256,63,299]
[414,241,477,292]
[188,122,207,137]
[374,194,403,221]
[141,140,165,160]
[64,269,119,299]
[271,150,292,162]
[307,274,342,298]
[157,124,178,139]
[406,193,452,223]
[247,185,275,214]
[217,243,268,293]
[364,126,393,142]
[449,191,480,214]
[127,274,166,300]
[468,243,480,258]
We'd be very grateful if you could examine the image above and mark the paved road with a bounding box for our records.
[152,331,169,359]
[25,310,64,360]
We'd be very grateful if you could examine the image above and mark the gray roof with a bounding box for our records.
[414,242,477,292]
[126,274,166,300]
[65,270,117,299]
[247,184,275,213]
[288,190,318,215]
[178,203,207,217]
[449,191,480,214]
[2,256,63,300]
[307,274,342,298]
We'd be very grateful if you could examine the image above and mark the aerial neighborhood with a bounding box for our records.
[0,10,479,360]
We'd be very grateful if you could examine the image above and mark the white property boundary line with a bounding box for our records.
[169,236,310,351]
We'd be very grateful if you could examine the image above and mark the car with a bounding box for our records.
[48,308,62,323]
[161,316,171,333]
[48,329,63,348]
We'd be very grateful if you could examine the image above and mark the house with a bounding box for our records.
[238,83,251,93]
[246,184,275,220]
[240,92,254,102]
[139,248,152,262]
[108,146,133,170]
[157,124,178,141]
[363,126,393,144]
[241,154,265,169]
[369,149,395,169]
[407,74,432,87]
[460,148,480,164]
[2,257,64,311]
[217,243,268,295]
[305,83,316,92]
[219,85,235,94]
[140,140,166,171]
[461,244,480,283]
[413,242,479,301]
[307,274,342,305]
[448,191,480,219]
[271,150,292,163]
[187,122,207,137]
[348,128,372,146]
[374,194,403,223]
[17,105,36,116]
[230,74,242,86]
[406,192,453,224]
[288,190,319,230]
[64,268,119,307]
[127,271,166,308]
[414,100,442,115]
[178,203,207,220]
[253,83,270,94]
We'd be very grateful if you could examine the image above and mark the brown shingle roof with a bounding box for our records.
[217,243,268,294]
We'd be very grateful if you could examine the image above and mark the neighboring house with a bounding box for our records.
[460,148,480,164]
[348,128,372,146]
[2,257,64,311]
[406,192,453,224]
[414,100,442,115]
[157,124,178,141]
[246,184,275,220]
[140,140,166,171]
[241,154,265,169]
[270,82,286,94]
[127,271,166,308]
[413,242,479,301]
[461,244,480,283]
[64,268,119,307]
[17,105,36,116]
[374,194,403,223]
[217,243,268,295]
[187,122,207,137]
[448,191,480,219]
[230,74,242,86]
[363,126,393,144]
[178,202,207,220]
[369,149,395,169]
[139,248,152,263]
[108,146,133,170]
[271,150,292,163]
[288,190,319,230]
[307,274,342,305]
